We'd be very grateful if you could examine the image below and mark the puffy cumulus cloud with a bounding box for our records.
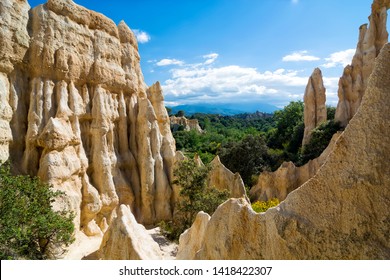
[322,49,355,68]
[159,55,314,107]
[156,58,185,66]
[156,54,343,108]
[133,29,151,44]
[282,50,320,62]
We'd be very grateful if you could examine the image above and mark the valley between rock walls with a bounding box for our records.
[0,0,389,259]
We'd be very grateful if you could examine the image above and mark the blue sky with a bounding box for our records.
[28,0,383,108]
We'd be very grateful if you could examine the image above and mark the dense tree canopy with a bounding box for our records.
[170,102,340,190]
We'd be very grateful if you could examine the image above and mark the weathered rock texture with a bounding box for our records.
[208,156,247,199]
[335,0,390,127]
[0,0,30,162]
[190,155,247,199]
[195,43,390,259]
[176,211,210,260]
[0,0,177,255]
[249,132,341,202]
[302,68,327,146]
[98,205,163,260]
[170,116,203,133]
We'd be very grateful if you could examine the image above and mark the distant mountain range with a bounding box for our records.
[169,103,279,116]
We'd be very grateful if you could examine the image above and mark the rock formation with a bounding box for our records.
[98,205,163,260]
[302,68,327,146]
[0,0,30,162]
[189,154,247,199]
[176,211,210,260]
[208,156,247,199]
[170,116,203,133]
[194,43,390,259]
[250,132,341,202]
[0,0,177,258]
[335,0,390,127]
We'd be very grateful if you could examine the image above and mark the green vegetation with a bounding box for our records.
[160,159,229,241]
[169,102,342,191]
[299,120,342,165]
[173,112,275,164]
[266,101,304,162]
[218,134,276,186]
[0,162,75,260]
[251,198,280,213]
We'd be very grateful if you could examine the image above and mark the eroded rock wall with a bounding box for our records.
[335,0,390,127]
[195,44,390,260]
[0,0,176,249]
[250,132,341,202]
[170,116,203,133]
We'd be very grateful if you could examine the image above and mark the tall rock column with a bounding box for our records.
[302,68,327,146]
[0,0,30,162]
[335,0,390,127]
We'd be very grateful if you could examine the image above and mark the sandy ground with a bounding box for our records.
[147,227,178,260]
[63,227,177,260]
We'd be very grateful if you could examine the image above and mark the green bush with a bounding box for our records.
[218,134,274,186]
[299,120,342,165]
[251,198,280,213]
[0,162,75,259]
[160,159,229,241]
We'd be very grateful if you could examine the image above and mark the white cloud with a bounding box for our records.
[160,57,311,107]
[156,58,185,66]
[322,49,355,68]
[133,29,151,43]
[203,53,219,65]
[292,0,299,4]
[282,50,320,62]
[154,54,343,108]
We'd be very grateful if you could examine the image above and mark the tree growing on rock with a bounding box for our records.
[0,162,75,260]
[160,158,229,241]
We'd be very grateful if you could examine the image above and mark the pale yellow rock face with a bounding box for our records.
[98,205,163,260]
[302,68,327,146]
[196,44,390,259]
[170,116,203,133]
[250,132,341,202]
[208,156,247,199]
[176,211,210,260]
[0,0,177,257]
[0,0,30,162]
[335,0,390,127]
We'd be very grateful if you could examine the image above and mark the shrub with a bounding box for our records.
[160,159,229,241]
[251,198,280,213]
[0,162,75,259]
[299,120,342,165]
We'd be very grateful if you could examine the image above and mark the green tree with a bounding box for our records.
[327,105,336,120]
[160,159,229,241]
[175,110,185,117]
[218,134,274,187]
[267,101,304,150]
[299,120,342,165]
[0,162,75,260]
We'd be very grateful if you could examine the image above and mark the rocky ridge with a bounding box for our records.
[252,0,389,204]
[192,43,390,259]
[335,0,390,127]
[0,0,180,258]
[170,116,203,133]
[249,132,341,202]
